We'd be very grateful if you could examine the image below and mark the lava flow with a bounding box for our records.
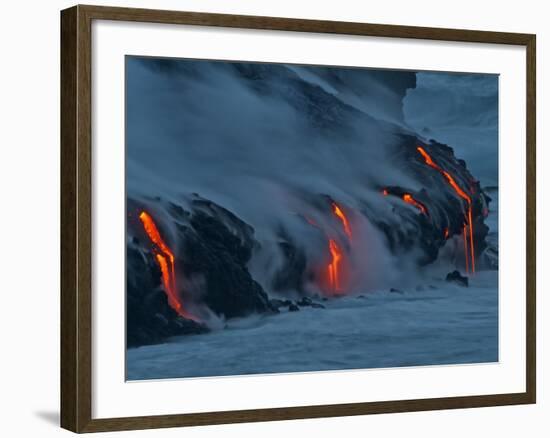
[382,189,428,216]
[325,201,353,295]
[331,201,352,240]
[327,238,344,294]
[139,210,197,320]
[417,146,476,273]
[402,193,428,215]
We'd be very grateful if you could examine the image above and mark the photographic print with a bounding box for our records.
[125,56,498,381]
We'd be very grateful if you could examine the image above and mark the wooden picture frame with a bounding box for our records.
[61,4,536,433]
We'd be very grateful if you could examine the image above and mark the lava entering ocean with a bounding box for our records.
[326,201,352,295]
[327,238,344,293]
[416,146,476,273]
[139,210,198,321]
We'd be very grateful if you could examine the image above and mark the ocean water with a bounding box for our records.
[126,270,498,380]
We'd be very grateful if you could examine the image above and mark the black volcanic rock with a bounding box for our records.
[127,197,277,346]
[178,200,275,319]
[270,299,292,309]
[446,270,469,287]
[127,195,282,346]
[297,296,313,307]
[126,246,208,348]
[288,303,300,312]
[273,238,307,293]
[371,136,491,267]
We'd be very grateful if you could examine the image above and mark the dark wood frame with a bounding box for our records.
[61,4,536,433]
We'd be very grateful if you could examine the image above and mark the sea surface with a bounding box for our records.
[127,271,498,380]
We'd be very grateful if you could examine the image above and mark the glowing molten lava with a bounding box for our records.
[331,202,352,240]
[402,193,428,215]
[327,239,343,294]
[139,211,197,320]
[417,146,476,273]
[322,201,353,295]
[382,189,427,216]
[155,253,174,304]
[417,147,470,201]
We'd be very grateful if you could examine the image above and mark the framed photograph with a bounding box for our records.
[60,4,536,433]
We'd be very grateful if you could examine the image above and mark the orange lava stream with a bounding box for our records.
[331,202,352,240]
[326,201,353,294]
[402,193,428,215]
[382,189,427,216]
[155,253,179,311]
[139,211,197,320]
[417,146,475,274]
[327,239,343,294]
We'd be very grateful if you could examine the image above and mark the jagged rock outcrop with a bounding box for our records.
[178,199,275,319]
[127,197,278,347]
[126,244,208,348]
[369,135,491,266]
[446,270,469,287]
